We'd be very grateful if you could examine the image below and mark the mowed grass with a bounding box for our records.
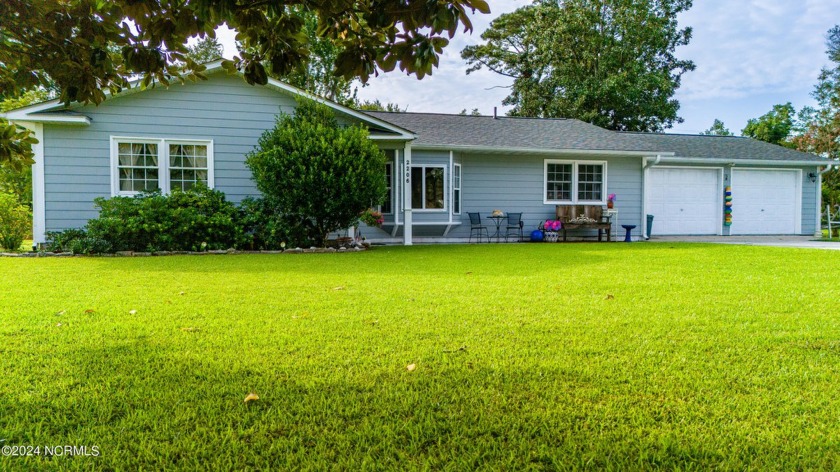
[1,243,839,470]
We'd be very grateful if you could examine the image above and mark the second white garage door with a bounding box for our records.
[730,169,800,235]
[647,167,722,235]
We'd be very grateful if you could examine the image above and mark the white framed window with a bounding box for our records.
[453,163,462,215]
[411,165,446,211]
[382,162,393,214]
[544,160,607,204]
[114,139,160,193]
[168,142,210,192]
[110,137,214,196]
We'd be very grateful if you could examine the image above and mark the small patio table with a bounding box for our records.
[487,215,505,243]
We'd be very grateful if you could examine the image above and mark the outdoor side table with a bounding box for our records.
[487,215,505,243]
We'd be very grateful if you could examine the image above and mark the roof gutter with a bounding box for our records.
[413,144,671,158]
[656,156,831,167]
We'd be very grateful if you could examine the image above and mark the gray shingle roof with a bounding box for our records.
[625,132,829,162]
[363,111,830,163]
[364,111,657,153]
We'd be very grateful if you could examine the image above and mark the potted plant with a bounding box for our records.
[607,193,616,209]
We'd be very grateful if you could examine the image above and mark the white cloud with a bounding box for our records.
[676,0,840,102]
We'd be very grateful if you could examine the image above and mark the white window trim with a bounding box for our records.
[411,164,447,212]
[381,161,394,215]
[543,159,608,205]
[110,136,215,196]
[453,163,462,215]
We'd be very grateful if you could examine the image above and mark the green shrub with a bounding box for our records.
[45,228,89,252]
[0,192,29,251]
[245,99,386,246]
[238,197,312,249]
[87,186,244,252]
[68,236,112,255]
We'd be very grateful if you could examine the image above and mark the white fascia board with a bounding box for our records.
[3,112,90,125]
[368,134,415,142]
[656,156,830,166]
[412,144,670,158]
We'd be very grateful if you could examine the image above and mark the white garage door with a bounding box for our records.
[730,169,800,235]
[647,167,721,235]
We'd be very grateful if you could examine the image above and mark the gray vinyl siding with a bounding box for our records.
[42,74,328,231]
[373,152,644,241]
[446,153,643,239]
[802,166,819,235]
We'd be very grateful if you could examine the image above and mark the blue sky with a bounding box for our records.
[216,0,840,135]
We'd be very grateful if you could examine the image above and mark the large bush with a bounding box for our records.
[0,192,29,250]
[246,99,387,246]
[86,186,244,252]
[238,197,312,249]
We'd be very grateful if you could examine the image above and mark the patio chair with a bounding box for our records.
[468,212,490,243]
[504,212,524,242]
[827,205,840,239]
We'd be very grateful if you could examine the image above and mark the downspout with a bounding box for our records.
[643,155,662,169]
[816,164,837,237]
[641,155,663,239]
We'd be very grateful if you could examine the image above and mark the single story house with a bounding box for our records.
[2,61,833,246]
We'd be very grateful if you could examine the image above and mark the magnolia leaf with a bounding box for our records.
[605,294,615,300]
[129,309,137,315]
[56,323,62,327]
[244,392,260,403]
[406,363,417,372]
[333,286,345,291]
[84,309,96,314]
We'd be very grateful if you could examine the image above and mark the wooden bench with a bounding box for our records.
[556,205,612,242]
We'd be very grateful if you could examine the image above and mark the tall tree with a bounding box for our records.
[281,11,356,105]
[700,119,733,136]
[186,37,224,64]
[790,26,840,207]
[357,100,406,112]
[461,0,695,132]
[741,103,796,146]
[0,0,490,167]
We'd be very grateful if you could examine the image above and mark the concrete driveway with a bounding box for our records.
[647,235,840,250]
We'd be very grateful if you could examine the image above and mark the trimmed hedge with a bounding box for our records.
[45,187,349,254]
[85,186,245,252]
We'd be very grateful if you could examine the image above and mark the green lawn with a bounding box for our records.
[1,244,839,470]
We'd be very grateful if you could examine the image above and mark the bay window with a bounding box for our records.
[411,165,445,210]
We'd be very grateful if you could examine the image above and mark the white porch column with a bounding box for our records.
[816,170,824,238]
[403,142,413,246]
[19,122,45,245]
